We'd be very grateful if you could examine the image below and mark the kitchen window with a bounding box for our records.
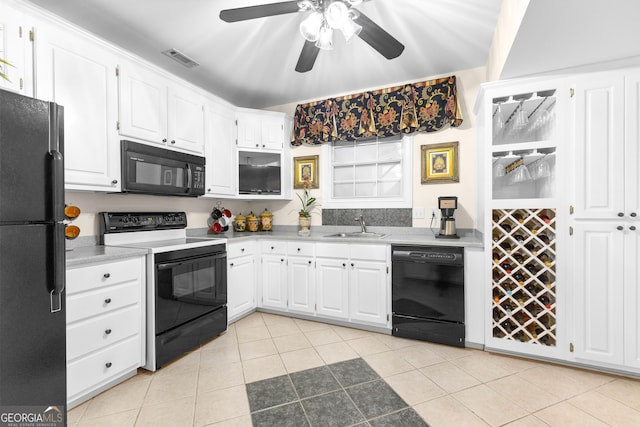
[321,135,413,208]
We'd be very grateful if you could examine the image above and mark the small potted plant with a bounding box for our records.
[0,58,13,82]
[297,180,316,235]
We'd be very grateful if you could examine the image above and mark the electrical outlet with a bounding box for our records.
[430,208,438,218]
[412,207,425,219]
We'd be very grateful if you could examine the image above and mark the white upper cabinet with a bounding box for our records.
[118,64,204,155]
[237,109,285,150]
[0,3,31,96]
[203,101,236,197]
[36,21,121,191]
[572,73,626,219]
[625,72,640,219]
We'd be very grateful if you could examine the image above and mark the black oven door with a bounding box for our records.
[155,245,227,335]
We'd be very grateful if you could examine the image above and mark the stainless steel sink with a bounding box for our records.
[323,232,389,239]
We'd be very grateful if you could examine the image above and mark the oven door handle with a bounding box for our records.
[156,253,226,270]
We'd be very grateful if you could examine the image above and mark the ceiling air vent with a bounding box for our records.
[161,48,200,68]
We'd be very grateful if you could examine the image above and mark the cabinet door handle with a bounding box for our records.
[281,258,284,262]
[342,263,346,268]
[103,273,111,279]
[308,260,312,264]
[630,226,637,231]
[104,298,112,304]
[111,179,118,185]
[241,248,245,252]
[105,362,112,368]
[229,262,234,267]
[617,225,624,231]
[351,263,354,267]
[270,246,274,250]
[171,140,176,144]
[255,144,259,147]
[618,212,625,217]
[162,138,167,143]
[297,248,301,252]
[105,329,112,335]
[631,212,637,217]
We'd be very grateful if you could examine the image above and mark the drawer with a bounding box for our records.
[227,240,256,258]
[287,241,315,257]
[67,335,141,400]
[67,257,143,295]
[67,281,141,324]
[67,306,141,361]
[261,240,287,255]
[316,242,349,259]
[350,244,388,261]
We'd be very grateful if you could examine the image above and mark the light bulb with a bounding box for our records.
[325,1,349,29]
[315,25,334,50]
[299,12,323,42]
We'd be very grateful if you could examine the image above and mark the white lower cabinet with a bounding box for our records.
[261,241,288,310]
[66,256,145,408]
[572,221,639,370]
[287,242,316,315]
[252,240,390,328]
[316,243,390,327]
[315,258,350,320]
[227,241,257,322]
[349,260,388,325]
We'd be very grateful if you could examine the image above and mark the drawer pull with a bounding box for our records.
[105,362,112,368]
[105,329,112,335]
[103,273,111,279]
[104,298,112,304]
[230,262,234,267]
[297,248,301,252]
[241,248,245,252]
[631,226,637,231]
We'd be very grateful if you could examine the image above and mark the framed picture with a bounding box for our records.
[421,141,459,184]
[293,155,319,189]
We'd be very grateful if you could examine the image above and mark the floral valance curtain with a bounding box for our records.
[291,75,463,146]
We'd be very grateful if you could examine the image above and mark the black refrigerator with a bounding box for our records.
[0,88,66,423]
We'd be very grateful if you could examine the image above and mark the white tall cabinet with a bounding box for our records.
[570,69,640,371]
[35,19,121,192]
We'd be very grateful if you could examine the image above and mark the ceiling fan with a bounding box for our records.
[219,0,405,73]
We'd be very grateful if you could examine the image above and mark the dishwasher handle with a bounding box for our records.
[392,249,463,265]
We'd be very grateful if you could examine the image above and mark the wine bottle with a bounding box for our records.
[501,263,513,274]
[501,223,512,232]
[539,214,551,224]
[514,234,526,242]
[538,293,552,309]
[492,252,501,263]
[512,253,525,264]
[501,242,512,253]
[526,324,543,338]
[537,234,551,244]
[513,272,525,285]
[525,282,537,294]
[525,263,538,275]
[539,253,553,267]
[512,213,524,223]
[492,213,501,223]
[525,243,539,255]
[501,320,514,333]
[538,274,550,285]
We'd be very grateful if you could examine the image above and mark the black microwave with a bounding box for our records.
[121,140,205,197]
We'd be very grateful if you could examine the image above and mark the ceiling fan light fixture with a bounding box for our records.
[325,1,349,29]
[315,25,334,50]
[300,11,323,42]
[340,17,362,42]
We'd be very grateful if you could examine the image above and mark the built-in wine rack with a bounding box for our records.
[491,208,556,346]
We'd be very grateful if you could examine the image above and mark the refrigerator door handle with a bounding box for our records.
[49,150,65,222]
[50,222,65,313]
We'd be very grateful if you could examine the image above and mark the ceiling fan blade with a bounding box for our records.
[220,1,300,23]
[356,12,405,60]
[295,40,320,73]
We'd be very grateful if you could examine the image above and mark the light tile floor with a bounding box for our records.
[68,312,640,427]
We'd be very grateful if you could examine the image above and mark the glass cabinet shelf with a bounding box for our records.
[492,90,557,146]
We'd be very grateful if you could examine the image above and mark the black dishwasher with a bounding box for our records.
[392,245,465,347]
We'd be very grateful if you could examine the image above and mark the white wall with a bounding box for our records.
[267,66,487,230]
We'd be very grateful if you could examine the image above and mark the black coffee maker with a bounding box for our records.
[436,196,459,239]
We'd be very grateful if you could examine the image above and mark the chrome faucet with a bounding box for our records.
[354,215,367,233]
